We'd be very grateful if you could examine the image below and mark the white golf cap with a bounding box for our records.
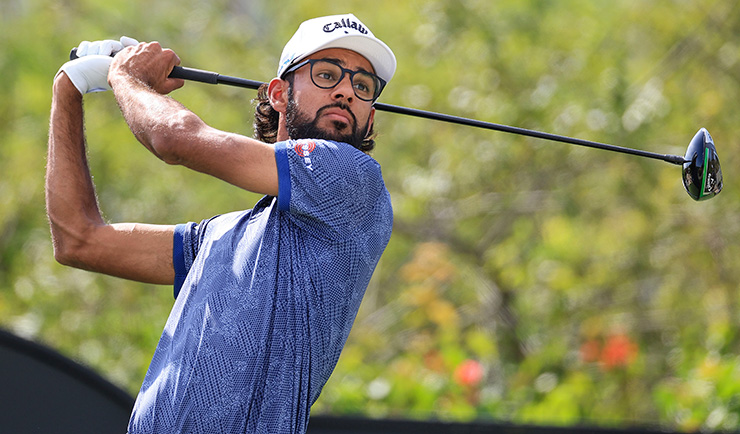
[277,13,397,84]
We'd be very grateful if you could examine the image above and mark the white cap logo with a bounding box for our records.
[322,18,369,35]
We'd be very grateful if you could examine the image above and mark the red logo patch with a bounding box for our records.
[294,141,316,157]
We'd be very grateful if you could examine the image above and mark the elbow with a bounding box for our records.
[52,236,87,269]
[148,111,204,165]
[48,220,99,270]
[52,242,80,268]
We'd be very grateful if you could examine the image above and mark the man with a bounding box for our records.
[46,13,396,433]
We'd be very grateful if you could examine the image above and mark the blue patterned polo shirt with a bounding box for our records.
[127,139,393,434]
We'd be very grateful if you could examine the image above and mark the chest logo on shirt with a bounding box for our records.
[294,140,316,171]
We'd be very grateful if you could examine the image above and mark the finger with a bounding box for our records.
[76,41,91,57]
[164,50,184,92]
[147,41,163,53]
[167,77,186,93]
[120,36,140,47]
[164,48,181,66]
[87,41,102,55]
[99,39,124,56]
[98,40,111,56]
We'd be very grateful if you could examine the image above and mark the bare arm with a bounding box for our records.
[46,73,175,284]
[109,42,279,196]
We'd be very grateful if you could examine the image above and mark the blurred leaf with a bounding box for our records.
[3,0,740,431]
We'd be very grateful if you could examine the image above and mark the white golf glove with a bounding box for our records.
[57,36,139,95]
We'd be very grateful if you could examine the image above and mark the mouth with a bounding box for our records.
[318,106,355,130]
[324,112,351,125]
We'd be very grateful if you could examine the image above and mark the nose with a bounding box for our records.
[330,73,355,103]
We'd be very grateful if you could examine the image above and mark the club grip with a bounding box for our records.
[168,66,219,84]
[69,47,220,84]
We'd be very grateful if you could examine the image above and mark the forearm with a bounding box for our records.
[108,41,279,195]
[110,75,279,195]
[46,73,176,284]
[46,73,106,263]
[110,74,198,162]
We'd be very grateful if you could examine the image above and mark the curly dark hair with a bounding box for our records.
[253,83,280,145]
[252,81,377,154]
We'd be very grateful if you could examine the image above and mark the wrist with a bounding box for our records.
[53,71,84,100]
[108,69,146,92]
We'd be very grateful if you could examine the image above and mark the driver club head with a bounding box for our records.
[682,128,723,201]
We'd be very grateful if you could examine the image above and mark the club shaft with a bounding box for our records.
[172,65,687,166]
[170,66,263,89]
[372,102,687,165]
[67,47,687,165]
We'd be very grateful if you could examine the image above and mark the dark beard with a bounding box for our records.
[285,89,368,150]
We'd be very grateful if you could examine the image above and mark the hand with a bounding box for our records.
[109,42,184,95]
[57,36,139,95]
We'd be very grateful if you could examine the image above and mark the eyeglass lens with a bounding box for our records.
[310,60,381,101]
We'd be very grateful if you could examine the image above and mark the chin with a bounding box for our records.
[318,125,350,141]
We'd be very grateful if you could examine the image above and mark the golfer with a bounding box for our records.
[46,13,395,433]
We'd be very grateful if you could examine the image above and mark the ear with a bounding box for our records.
[365,107,376,137]
[267,78,289,113]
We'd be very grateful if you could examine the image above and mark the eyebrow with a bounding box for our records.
[320,57,374,74]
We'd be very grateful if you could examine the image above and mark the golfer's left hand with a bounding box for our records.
[57,36,139,95]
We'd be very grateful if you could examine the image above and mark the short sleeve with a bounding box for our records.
[274,139,387,239]
[172,221,203,299]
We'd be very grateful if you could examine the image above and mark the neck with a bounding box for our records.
[276,115,290,142]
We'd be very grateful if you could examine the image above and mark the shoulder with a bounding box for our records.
[278,139,382,175]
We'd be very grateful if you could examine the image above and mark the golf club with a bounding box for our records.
[70,49,723,201]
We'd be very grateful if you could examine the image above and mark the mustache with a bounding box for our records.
[316,102,357,127]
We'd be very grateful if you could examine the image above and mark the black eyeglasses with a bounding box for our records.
[284,59,386,102]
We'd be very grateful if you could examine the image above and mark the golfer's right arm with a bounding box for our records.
[46,72,175,285]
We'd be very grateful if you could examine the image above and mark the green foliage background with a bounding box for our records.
[2,0,740,431]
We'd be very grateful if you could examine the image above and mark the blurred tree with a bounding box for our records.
[1,0,739,432]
